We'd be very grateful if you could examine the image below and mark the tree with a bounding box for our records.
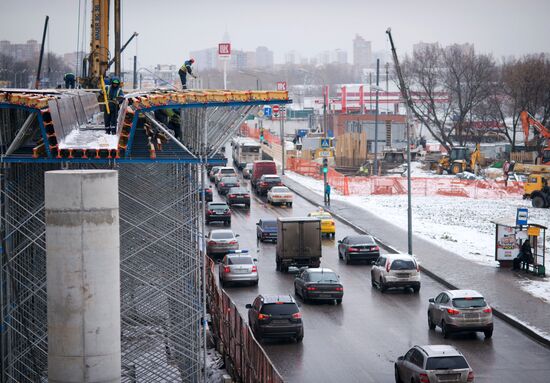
[401,45,496,150]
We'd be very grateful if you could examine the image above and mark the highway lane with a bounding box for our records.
[206,170,550,383]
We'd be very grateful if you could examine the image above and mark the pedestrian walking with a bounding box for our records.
[178,58,196,89]
[325,183,331,206]
[64,72,76,89]
[103,77,124,135]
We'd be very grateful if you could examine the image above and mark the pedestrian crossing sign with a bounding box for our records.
[321,138,329,148]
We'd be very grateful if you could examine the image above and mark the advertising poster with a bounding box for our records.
[496,224,519,260]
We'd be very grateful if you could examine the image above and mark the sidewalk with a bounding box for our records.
[283,175,550,346]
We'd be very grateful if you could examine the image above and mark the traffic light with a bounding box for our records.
[322,158,328,173]
[259,127,264,142]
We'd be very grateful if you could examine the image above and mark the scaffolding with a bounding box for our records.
[0,89,290,382]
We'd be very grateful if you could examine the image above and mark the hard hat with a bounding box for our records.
[111,78,120,84]
[190,58,195,63]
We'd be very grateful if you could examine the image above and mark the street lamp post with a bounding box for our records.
[371,64,383,176]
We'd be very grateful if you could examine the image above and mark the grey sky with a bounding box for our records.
[1,0,549,69]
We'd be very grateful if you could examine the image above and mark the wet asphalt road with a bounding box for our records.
[206,171,550,383]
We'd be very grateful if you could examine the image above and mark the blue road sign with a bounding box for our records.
[263,107,272,117]
[321,138,330,148]
[516,207,528,226]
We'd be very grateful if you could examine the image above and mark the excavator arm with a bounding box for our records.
[521,111,550,143]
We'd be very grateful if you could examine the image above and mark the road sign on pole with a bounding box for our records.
[277,81,287,91]
[272,105,280,118]
[263,107,272,118]
[516,208,529,226]
[218,43,231,90]
[320,138,330,148]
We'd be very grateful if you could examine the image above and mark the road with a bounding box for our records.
[206,167,550,383]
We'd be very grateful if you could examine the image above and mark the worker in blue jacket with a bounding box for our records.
[104,77,124,135]
[178,58,196,89]
[64,72,76,89]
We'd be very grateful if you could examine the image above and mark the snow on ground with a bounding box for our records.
[58,127,118,149]
[285,170,550,303]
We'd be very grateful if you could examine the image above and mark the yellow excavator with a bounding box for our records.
[437,143,481,175]
[506,162,550,208]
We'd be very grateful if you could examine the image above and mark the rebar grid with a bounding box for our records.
[0,104,256,382]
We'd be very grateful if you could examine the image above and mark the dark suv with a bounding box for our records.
[246,295,303,343]
[256,175,283,196]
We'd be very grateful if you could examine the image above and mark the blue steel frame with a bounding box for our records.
[0,99,291,165]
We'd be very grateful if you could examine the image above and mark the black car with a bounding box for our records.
[256,218,277,242]
[246,294,303,342]
[198,186,213,202]
[209,166,221,182]
[217,176,240,195]
[256,174,283,196]
[226,187,251,207]
[205,202,231,225]
[294,268,343,304]
[338,235,380,264]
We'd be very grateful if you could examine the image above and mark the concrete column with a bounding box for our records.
[46,170,121,383]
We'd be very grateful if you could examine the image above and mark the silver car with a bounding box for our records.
[243,163,253,179]
[218,251,258,287]
[371,253,421,293]
[428,289,493,339]
[206,229,239,257]
[395,345,475,383]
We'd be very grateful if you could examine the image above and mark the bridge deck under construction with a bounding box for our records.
[0,88,290,164]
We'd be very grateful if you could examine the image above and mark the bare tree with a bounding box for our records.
[401,45,496,150]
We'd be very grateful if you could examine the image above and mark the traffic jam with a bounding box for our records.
[205,137,500,383]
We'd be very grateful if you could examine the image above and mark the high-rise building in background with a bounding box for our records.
[255,46,274,69]
[63,51,87,70]
[285,50,301,65]
[353,34,372,68]
[333,49,348,64]
[0,39,41,62]
[189,47,218,70]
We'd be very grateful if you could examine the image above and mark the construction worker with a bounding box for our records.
[64,72,76,89]
[178,58,196,89]
[358,162,370,176]
[104,77,124,135]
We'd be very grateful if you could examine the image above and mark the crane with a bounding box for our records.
[520,110,550,165]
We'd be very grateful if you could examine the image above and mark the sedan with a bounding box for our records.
[308,210,336,238]
[206,229,239,257]
[198,186,213,202]
[205,202,231,225]
[256,218,278,242]
[294,268,343,304]
[338,235,379,264]
[226,187,250,207]
[217,176,240,195]
[267,186,293,207]
[428,289,493,339]
[395,345,475,383]
[218,251,258,286]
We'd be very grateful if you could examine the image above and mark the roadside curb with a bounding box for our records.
[284,177,550,348]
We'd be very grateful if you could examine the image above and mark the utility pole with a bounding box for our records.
[385,62,390,109]
[35,15,49,89]
[133,56,137,89]
[374,59,380,176]
[114,0,121,78]
[280,106,285,175]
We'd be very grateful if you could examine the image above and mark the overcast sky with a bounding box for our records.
[1,0,549,69]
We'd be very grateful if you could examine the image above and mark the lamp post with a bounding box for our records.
[371,77,383,175]
[297,68,328,136]
[238,70,262,90]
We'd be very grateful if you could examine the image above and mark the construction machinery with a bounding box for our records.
[507,162,550,208]
[437,143,481,175]
[521,111,550,165]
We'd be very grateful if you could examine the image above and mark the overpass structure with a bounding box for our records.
[0,88,291,382]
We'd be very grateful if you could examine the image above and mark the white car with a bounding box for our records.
[215,167,237,185]
[267,186,293,207]
[371,253,421,293]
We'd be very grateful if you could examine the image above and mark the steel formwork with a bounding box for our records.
[0,94,277,382]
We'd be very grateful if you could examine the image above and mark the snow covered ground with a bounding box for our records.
[285,170,550,303]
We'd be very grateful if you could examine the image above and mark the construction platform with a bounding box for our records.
[0,88,290,164]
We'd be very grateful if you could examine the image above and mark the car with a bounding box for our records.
[427,289,493,339]
[267,186,293,206]
[218,251,258,286]
[294,268,343,304]
[226,187,250,207]
[251,160,277,190]
[256,218,278,242]
[307,210,336,238]
[205,202,231,225]
[371,253,421,293]
[395,345,475,383]
[246,294,303,343]
[256,174,283,196]
[243,163,254,179]
[198,186,213,202]
[206,229,239,257]
[217,176,240,195]
[214,167,237,185]
[337,235,380,264]
[209,166,222,182]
